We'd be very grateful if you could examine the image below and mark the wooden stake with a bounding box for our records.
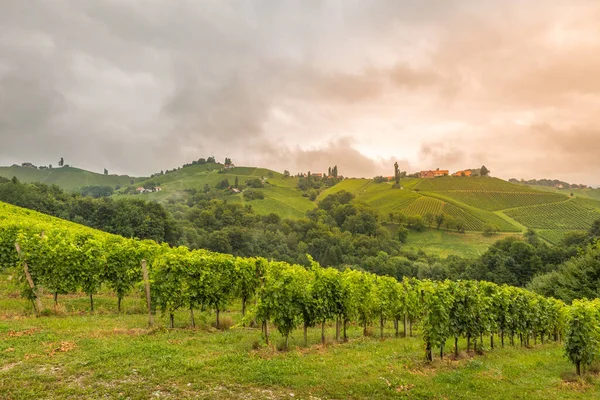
[141,259,154,326]
[15,243,42,317]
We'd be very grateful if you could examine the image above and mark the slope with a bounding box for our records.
[122,164,315,219]
[0,165,141,191]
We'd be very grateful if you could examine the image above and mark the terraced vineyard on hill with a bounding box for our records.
[504,198,600,230]
[320,176,600,239]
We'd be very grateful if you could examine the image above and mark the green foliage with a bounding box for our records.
[243,189,265,200]
[564,299,600,375]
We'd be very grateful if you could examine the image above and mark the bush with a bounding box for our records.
[482,224,499,237]
[216,316,234,330]
[397,226,409,243]
[245,178,264,188]
[243,189,265,201]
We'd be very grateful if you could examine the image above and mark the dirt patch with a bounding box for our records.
[6,328,40,338]
[89,328,152,338]
[1,362,21,371]
[47,341,77,356]
[559,380,592,392]
[480,368,503,380]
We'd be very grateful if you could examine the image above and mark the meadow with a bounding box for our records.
[1,285,600,400]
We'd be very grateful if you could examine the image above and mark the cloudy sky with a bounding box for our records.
[1,1,599,184]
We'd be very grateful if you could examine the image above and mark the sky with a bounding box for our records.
[1,1,599,185]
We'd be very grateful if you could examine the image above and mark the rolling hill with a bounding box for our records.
[4,160,600,248]
[318,176,600,244]
[122,166,600,244]
[0,165,142,191]
[121,163,315,219]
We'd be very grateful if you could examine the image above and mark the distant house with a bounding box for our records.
[554,183,564,189]
[386,176,395,181]
[153,187,162,192]
[224,164,235,170]
[231,187,241,194]
[136,187,145,193]
[313,172,324,178]
[452,170,472,177]
[420,168,449,178]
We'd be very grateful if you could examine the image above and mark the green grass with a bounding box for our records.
[504,198,600,230]
[403,228,520,258]
[227,185,315,219]
[0,166,141,191]
[1,283,598,399]
[120,164,315,219]
[317,179,373,200]
[537,230,581,245]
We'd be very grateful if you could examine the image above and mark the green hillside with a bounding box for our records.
[318,176,600,240]
[6,160,600,251]
[0,165,141,191]
[123,164,315,219]
[129,166,600,240]
[525,184,600,201]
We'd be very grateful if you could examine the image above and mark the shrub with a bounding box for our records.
[482,224,499,237]
[243,189,265,201]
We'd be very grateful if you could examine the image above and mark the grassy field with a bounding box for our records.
[402,229,520,258]
[121,165,316,219]
[227,185,315,219]
[0,166,141,191]
[1,281,599,400]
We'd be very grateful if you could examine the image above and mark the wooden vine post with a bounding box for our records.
[15,243,43,317]
[141,259,154,326]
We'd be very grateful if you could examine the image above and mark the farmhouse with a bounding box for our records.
[312,172,324,178]
[136,187,161,194]
[420,168,449,178]
[452,170,472,177]
[223,164,235,170]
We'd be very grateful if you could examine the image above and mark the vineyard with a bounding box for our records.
[504,199,600,230]
[2,201,600,382]
[537,230,571,245]
[318,176,588,234]
[439,190,566,211]
[413,177,541,192]
[401,196,445,216]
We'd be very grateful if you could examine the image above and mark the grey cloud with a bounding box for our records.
[0,0,599,184]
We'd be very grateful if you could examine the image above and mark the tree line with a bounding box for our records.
[1,176,600,300]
